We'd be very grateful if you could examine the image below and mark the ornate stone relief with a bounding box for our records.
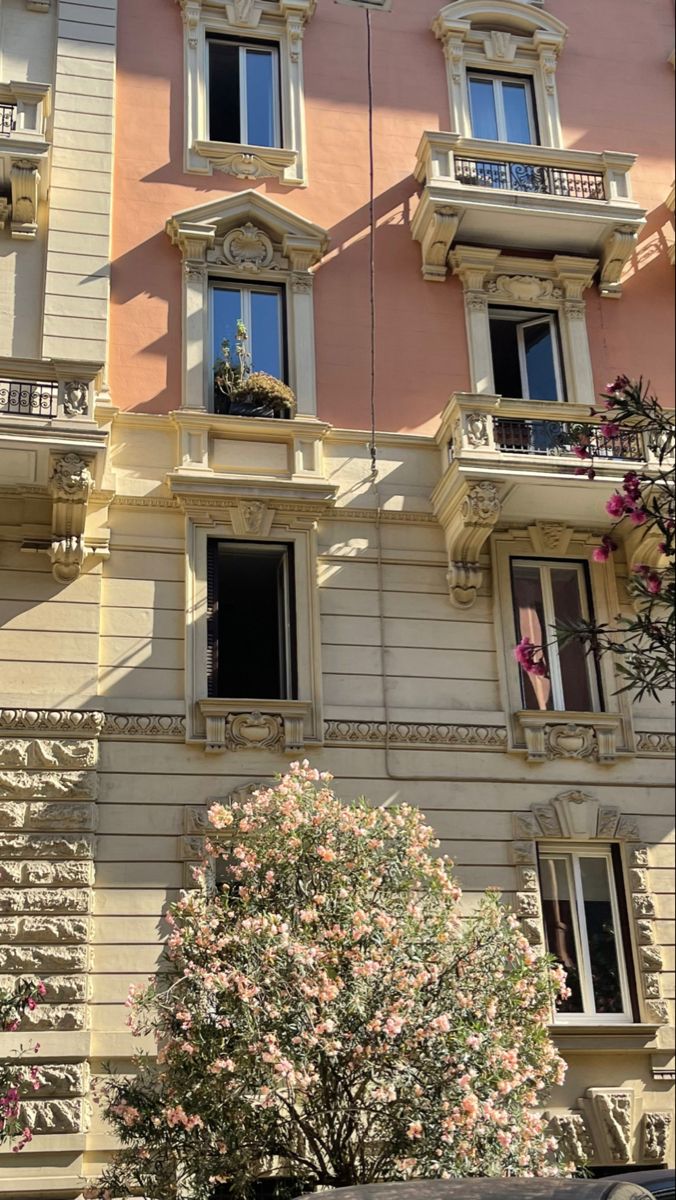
[512,795,667,1023]
[0,727,100,1139]
[324,720,508,749]
[527,521,574,556]
[486,275,563,302]
[8,160,41,239]
[222,223,275,270]
[642,1111,674,1162]
[546,1112,594,1165]
[516,713,623,763]
[200,701,309,755]
[582,1089,633,1163]
[230,500,275,538]
[432,478,501,609]
[62,381,89,417]
[48,454,95,584]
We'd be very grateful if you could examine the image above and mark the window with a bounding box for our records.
[539,846,635,1024]
[207,540,296,701]
[489,309,564,402]
[208,37,281,148]
[511,559,600,712]
[211,282,286,382]
[468,72,538,144]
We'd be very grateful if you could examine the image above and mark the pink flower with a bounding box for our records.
[646,573,663,595]
[606,492,628,518]
[605,374,631,395]
[573,444,590,460]
[593,535,618,563]
[622,471,641,500]
[600,422,621,438]
[629,507,647,526]
[513,637,548,678]
[407,1121,423,1139]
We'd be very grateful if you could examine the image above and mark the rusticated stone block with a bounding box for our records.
[0,974,87,1003]
[0,943,88,973]
[20,1098,85,1135]
[18,916,90,944]
[0,740,30,768]
[22,860,93,887]
[25,1062,88,1098]
[28,802,97,831]
[0,801,25,829]
[0,770,95,801]
[21,1003,87,1032]
[0,861,22,884]
[641,945,664,973]
[2,833,95,859]
[0,917,19,942]
[31,740,98,770]
[0,887,90,914]
[629,868,649,894]
[643,973,662,999]
[630,846,649,868]
[632,892,657,918]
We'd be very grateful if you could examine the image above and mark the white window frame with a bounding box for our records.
[433,0,568,149]
[489,308,565,402]
[179,0,314,185]
[467,71,538,145]
[539,844,634,1026]
[512,558,601,713]
[206,38,282,148]
[209,280,287,409]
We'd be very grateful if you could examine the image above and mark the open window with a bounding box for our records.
[208,37,281,148]
[468,71,538,145]
[511,558,601,713]
[489,309,564,402]
[178,0,315,184]
[207,540,296,701]
[539,845,636,1025]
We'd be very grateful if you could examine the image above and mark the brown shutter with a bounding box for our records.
[206,540,220,697]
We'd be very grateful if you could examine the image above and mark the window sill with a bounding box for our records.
[191,140,299,183]
[551,1023,660,1054]
[515,710,625,763]
[199,698,312,755]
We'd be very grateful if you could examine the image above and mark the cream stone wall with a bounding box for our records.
[0,417,674,1194]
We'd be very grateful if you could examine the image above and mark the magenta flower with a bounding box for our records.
[622,471,641,500]
[573,444,589,460]
[646,573,663,595]
[600,422,621,438]
[513,637,548,678]
[629,507,647,526]
[593,535,618,563]
[606,492,628,518]
[605,374,631,395]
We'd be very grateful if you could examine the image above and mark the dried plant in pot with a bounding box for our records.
[214,322,296,419]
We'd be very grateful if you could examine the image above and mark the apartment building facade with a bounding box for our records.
[0,0,674,1194]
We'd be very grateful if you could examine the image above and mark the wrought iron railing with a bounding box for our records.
[455,157,606,201]
[494,418,644,461]
[0,378,59,418]
[0,103,16,136]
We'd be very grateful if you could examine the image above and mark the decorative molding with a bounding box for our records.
[222,222,275,270]
[582,1089,633,1164]
[642,1112,674,1162]
[512,794,667,1024]
[431,476,501,608]
[9,160,41,240]
[527,522,574,556]
[25,0,52,9]
[177,0,315,184]
[48,454,95,583]
[230,500,275,538]
[636,730,676,757]
[487,274,563,303]
[0,710,104,735]
[198,699,311,754]
[62,381,90,418]
[324,720,508,749]
[516,711,623,764]
[546,1112,594,1165]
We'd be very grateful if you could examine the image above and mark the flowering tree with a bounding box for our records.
[91,764,570,1200]
[515,377,674,703]
[0,978,45,1152]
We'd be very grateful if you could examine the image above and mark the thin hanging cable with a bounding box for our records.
[366,8,378,476]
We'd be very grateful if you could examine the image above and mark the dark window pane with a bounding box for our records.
[579,857,624,1014]
[511,563,553,710]
[209,41,241,143]
[523,320,559,401]
[213,543,294,700]
[212,287,242,368]
[245,50,277,147]
[250,290,283,377]
[540,856,584,1014]
[502,81,533,144]
[551,567,595,711]
[490,316,523,398]
[469,78,498,140]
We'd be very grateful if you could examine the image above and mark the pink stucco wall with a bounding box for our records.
[110,0,675,433]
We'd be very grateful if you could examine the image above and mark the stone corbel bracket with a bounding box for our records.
[431,476,501,607]
[512,794,668,1026]
[600,225,639,298]
[8,159,41,240]
[411,197,461,282]
[48,454,99,584]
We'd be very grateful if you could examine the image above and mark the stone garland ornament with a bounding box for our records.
[62,381,89,417]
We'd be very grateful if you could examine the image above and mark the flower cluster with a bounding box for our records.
[513,637,548,679]
[92,764,572,1200]
[0,979,45,1151]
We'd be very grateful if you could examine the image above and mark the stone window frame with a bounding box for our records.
[176,0,315,185]
[512,791,668,1029]
[491,524,635,762]
[183,500,324,753]
[450,245,597,407]
[165,190,328,416]
[432,0,568,149]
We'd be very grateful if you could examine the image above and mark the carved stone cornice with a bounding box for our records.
[198,699,311,754]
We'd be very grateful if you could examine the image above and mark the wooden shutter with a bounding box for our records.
[206,540,220,697]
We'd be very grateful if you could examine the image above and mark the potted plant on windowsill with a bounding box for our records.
[214,321,297,419]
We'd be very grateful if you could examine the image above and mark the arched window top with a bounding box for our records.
[434,0,567,40]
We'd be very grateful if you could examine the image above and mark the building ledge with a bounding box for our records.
[413,131,646,293]
[552,1024,660,1054]
[192,139,299,183]
[199,698,313,754]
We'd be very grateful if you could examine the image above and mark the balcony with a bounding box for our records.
[0,81,51,239]
[413,132,646,295]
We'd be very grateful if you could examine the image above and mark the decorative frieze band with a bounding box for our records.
[547,1092,673,1167]
[324,720,508,749]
